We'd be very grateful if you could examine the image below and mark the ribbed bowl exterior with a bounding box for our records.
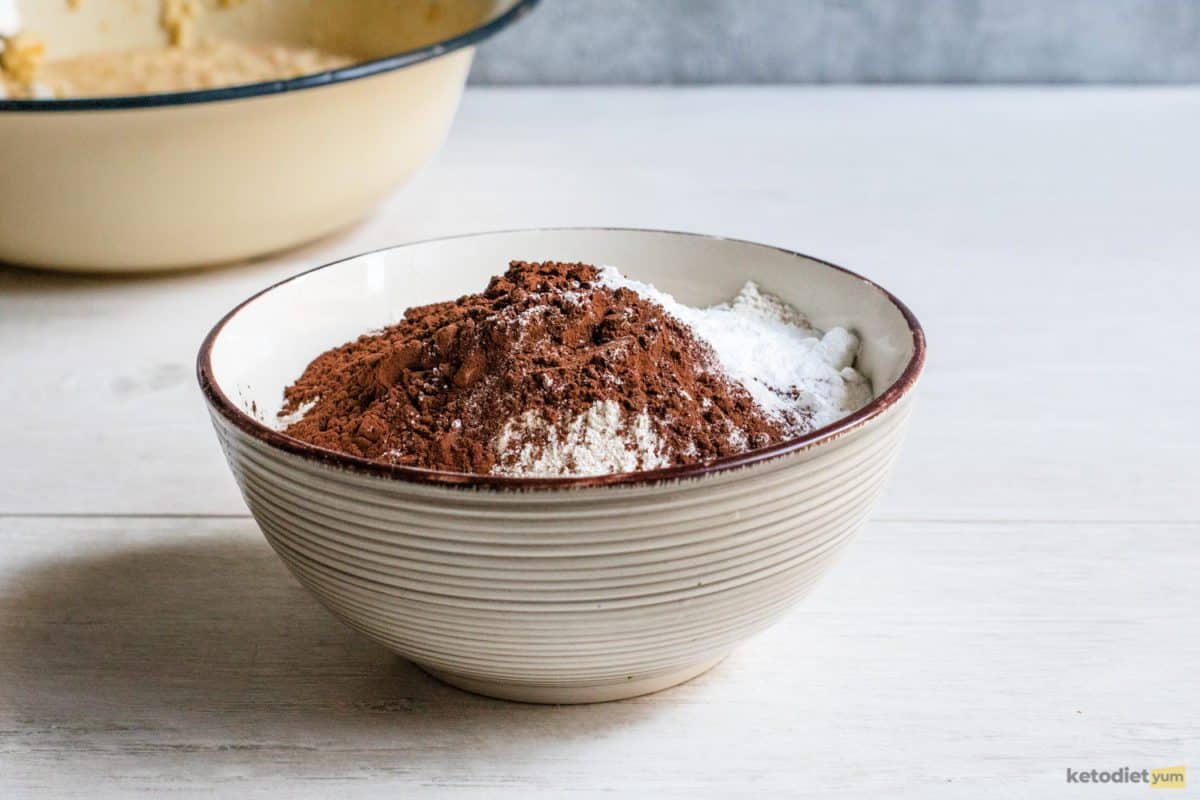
[209,392,915,703]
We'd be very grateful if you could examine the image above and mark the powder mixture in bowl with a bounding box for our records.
[280,261,873,474]
[280,261,872,478]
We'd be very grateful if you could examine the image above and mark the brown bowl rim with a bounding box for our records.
[196,227,926,491]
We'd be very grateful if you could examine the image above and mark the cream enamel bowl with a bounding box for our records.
[197,228,926,703]
[0,0,535,272]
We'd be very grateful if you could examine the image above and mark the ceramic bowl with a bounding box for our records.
[0,0,536,272]
[197,228,926,703]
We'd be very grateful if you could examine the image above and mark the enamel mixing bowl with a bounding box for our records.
[0,0,535,272]
[198,228,926,703]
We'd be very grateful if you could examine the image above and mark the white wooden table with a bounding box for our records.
[2,88,1197,798]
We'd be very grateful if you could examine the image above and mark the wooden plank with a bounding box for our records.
[1,516,1195,797]
[1,87,1197,519]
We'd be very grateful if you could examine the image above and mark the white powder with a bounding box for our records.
[274,397,317,429]
[489,268,873,478]
[492,399,670,478]
[596,267,872,433]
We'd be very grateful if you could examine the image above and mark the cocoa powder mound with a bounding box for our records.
[280,261,785,476]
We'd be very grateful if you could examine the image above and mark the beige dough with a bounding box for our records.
[1,0,355,100]
[3,37,354,98]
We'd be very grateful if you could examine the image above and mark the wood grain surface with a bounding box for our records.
[1,87,1196,797]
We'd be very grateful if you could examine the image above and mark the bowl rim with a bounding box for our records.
[196,227,927,491]
[0,0,538,113]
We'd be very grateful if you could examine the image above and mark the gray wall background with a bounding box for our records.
[468,0,1200,84]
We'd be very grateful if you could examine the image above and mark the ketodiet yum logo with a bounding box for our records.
[1065,765,1186,789]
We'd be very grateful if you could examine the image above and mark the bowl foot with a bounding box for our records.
[415,654,729,704]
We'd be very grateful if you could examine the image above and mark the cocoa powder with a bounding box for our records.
[281,261,785,476]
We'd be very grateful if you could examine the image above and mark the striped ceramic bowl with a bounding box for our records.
[198,228,925,703]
